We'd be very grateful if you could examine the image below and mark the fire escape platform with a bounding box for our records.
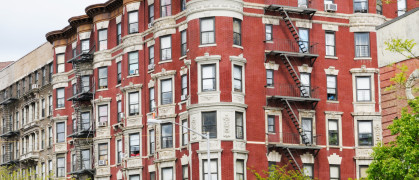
[0,130,20,138]
[67,92,93,101]
[0,98,18,105]
[270,143,322,150]
[264,4,317,16]
[69,168,95,175]
[67,53,93,64]
[267,95,320,102]
[265,50,319,58]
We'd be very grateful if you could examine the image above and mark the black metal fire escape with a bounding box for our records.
[264,4,321,173]
[0,91,19,166]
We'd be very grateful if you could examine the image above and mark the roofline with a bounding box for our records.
[376,7,419,30]
[0,42,49,73]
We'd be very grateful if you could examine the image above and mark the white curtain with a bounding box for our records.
[162,168,173,180]
[99,30,107,50]
[201,19,214,31]
[129,11,138,23]
[359,121,372,133]
[99,105,107,122]
[161,36,171,49]
[330,166,339,178]
[204,160,218,180]
[130,92,139,104]
[203,66,215,79]
[327,76,336,93]
[357,77,370,89]
[329,120,338,131]
[162,79,172,93]
[300,74,310,86]
[303,165,313,177]
[57,54,65,73]
[325,33,335,56]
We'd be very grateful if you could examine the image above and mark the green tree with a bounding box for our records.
[249,164,314,180]
[367,97,419,179]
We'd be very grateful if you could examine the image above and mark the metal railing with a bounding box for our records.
[266,84,319,99]
[67,78,94,101]
[268,133,322,145]
[265,0,316,9]
[265,39,319,55]
[67,43,95,63]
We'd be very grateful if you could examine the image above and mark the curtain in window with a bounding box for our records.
[300,74,310,96]
[302,119,312,144]
[359,121,372,133]
[236,160,244,180]
[327,76,336,94]
[81,40,90,52]
[355,33,369,57]
[162,168,173,180]
[99,105,108,122]
[98,30,107,50]
[129,11,138,23]
[57,55,65,73]
[330,166,339,179]
[325,33,335,56]
[397,0,406,15]
[161,36,172,60]
[201,19,215,44]
[82,150,90,169]
[202,65,215,91]
[356,77,371,101]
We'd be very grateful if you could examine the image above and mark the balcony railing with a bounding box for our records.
[67,43,95,64]
[20,151,39,161]
[67,78,94,101]
[68,121,95,138]
[265,39,319,55]
[0,95,18,105]
[266,84,319,99]
[265,0,316,9]
[0,122,19,137]
[268,133,322,145]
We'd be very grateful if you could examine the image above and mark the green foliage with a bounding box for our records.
[385,39,417,59]
[367,97,419,179]
[385,64,409,92]
[249,164,313,180]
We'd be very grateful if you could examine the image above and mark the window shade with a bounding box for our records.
[359,121,372,133]
[161,36,171,49]
[201,19,214,31]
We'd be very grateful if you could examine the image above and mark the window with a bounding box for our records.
[117,23,122,45]
[162,167,173,180]
[149,5,154,24]
[298,0,308,7]
[358,121,373,146]
[233,65,242,92]
[302,118,312,144]
[130,175,140,180]
[129,133,140,156]
[128,11,139,34]
[42,67,46,86]
[149,88,155,112]
[22,78,25,93]
[377,0,383,15]
[161,0,172,17]
[181,30,187,56]
[161,123,173,149]
[203,159,218,180]
[81,39,90,53]
[49,95,52,116]
[324,0,334,4]
[328,119,339,145]
[42,163,45,180]
[48,127,52,147]
[149,46,155,65]
[81,112,90,130]
[41,130,45,149]
[303,164,314,179]
[330,165,340,180]
[233,18,241,46]
[150,172,156,180]
[117,101,122,122]
[98,143,108,166]
[35,71,39,85]
[265,24,272,41]
[181,75,187,100]
[200,18,215,44]
[300,73,311,97]
[56,54,65,73]
[327,75,337,100]
[182,165,188,180]
[161,79,173,105]
[117,139,122,163]
[56,122,65,143]
[236,112,244,139]
[299,28,309,53]
[354,0,368,13]
[56,88,64,108]
[129,92,139,116]
[15,112,19,129]
[81,76,90,92]
[236,160,245,180]
[268,115,275,133]
[98,29,107,51]
[359,165,369,178]
[56,156,65,177]
[49,63,53,82]
[202,111,217,138]
[128,52,139,75]
[149,129,155,154]
[355,32,370,57]
[48,160,52,178]
[266,70,273,86]
[98,105,108,124]
[398,0,406,16]
[202,64,216,91]
[160,35,172,61]
[356,76,371,101]
[17,83,20,98]
[81,149,90,169]
[182,120,188,146]
[98,67,108,89]
[117,62,121,84]
[41,99,45,117]
[325,31,336,56]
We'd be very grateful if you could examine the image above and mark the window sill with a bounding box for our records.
[266,86,274,89]
[326,100,339,103]
[199,44,216,48]
[354,57,372,60]
[233,45,243,49]
[325,56,338,60]
[116,84,121,88]
[179,55,187,60]
[159,60,172,64]
[55,108,65,110]
[96,88,108,92]
[127,74,139,78]
[353,101,375,104]
[264,40,274,44]
[148,69,154,74]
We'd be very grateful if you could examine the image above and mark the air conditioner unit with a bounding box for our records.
[148,23,153,29]
[148,64,155,70]
[181,94,187,101]
[32,84,38,89]
[98,122,107,127]
[135,69,139,74]
[325,3,337,12]
[98,160,107,166]
[119,113,125,119]
[298,5,308,8]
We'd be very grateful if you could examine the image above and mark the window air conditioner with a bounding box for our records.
[148,64,155,70]
[325,3,337,12]
[135,69,139,74]
[98,122,107,127]
[181,95,187,101]
[148,23,153,29]
[32,84,38,89]
[298,5,308,8]
[98,160,107,166]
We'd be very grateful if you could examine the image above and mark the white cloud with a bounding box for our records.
[0,0,107,62]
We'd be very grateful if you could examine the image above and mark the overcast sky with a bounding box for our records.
[0,0,108,62]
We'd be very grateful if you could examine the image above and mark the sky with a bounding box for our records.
[0,0,108,62]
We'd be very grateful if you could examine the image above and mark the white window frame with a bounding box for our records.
[160,35,172,61]
[95,100,111,128]
[181,119,188,147]
[98,29,108,51]
[298,110,316,145]
[56,155,66,177]
[55,121,66,143]
[157,76,175,106]
[200,17,215,45]
[325,111,343,149]
[356,76,371,102]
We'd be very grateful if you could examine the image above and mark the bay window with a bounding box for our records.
[160,35,172,61]
[202,111,217,138]
[200,17,215,44]
[202,64,216,91]
[356,76,371,101]
[129,92,139,116]
[128,11,139,34]
[161,79,173,105]
[129,133,140,156]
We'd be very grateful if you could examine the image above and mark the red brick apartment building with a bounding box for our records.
[0,0,417,179]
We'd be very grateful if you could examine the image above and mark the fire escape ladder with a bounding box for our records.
[281,55,309,97]
[282,99,310,146]
[279,9,308,53]
[2,106,10,135]
[284,147,302,174]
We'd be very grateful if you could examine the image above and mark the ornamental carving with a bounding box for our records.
[155,126,160,149]
[327,153,342,165]
[191,117,197,141]
[223,114,230,138]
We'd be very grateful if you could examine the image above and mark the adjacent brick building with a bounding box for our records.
[0,0,417,180]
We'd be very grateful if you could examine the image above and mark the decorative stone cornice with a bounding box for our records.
[120,82,143,92]
[324,66,339,75]
[230,54,247,64]
[195,53,221,63]
[187,0,244,21]
[350,65,379,74]
[93,96,112,104]
[328,153,342,165]
[151,68,176,79]
[52,115,68,122]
